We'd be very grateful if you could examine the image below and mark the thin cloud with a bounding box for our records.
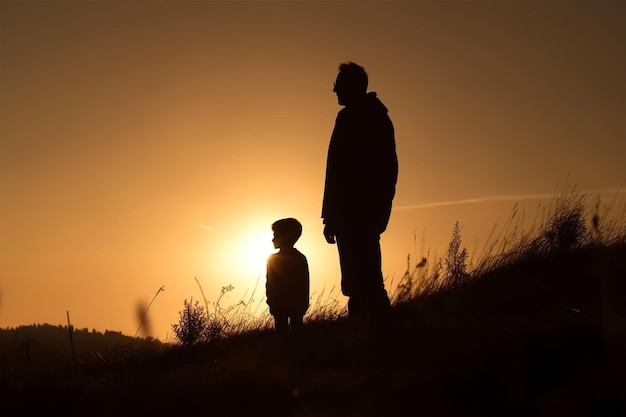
[395,188,626,211]
[195,223,217,232]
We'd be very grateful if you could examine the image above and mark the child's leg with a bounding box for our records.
[273,315,289,335]
[290,315,303,333]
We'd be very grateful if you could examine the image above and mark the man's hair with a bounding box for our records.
[272,218,303,246]
[338,62,368,93]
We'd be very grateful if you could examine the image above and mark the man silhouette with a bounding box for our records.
[322,62,398,324]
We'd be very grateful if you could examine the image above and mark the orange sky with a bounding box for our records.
[1,0,624,341]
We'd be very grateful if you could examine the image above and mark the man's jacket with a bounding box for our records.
[322,92,398,234]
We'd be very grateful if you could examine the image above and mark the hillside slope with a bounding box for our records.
[2,244,625,417]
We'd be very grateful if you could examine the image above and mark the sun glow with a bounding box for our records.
[206,217,276,285]
[237,227,276,280]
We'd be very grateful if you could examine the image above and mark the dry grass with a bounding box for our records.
[3,187,625,416]
[170,187,626,346]
[391,188,626,303]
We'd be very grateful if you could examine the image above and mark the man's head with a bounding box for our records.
[333,62,368,107]
[271,218,303,249]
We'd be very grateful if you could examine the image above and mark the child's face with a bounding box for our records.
[272,232,281,249]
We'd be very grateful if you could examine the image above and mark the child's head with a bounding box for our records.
[271,218,302,249]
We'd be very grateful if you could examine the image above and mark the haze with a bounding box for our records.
[1,0,624,340]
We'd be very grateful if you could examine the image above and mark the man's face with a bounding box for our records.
[333,72,362,107]
[333,72,351,106]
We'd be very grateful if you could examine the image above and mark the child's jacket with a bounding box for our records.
[266,248,310,316]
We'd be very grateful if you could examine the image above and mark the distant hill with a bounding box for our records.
[0,324,164,373]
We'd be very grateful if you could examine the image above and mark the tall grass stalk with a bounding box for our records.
[194,276,210,319]
[133,286,165,339]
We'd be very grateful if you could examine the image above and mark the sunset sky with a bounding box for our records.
[1,0,624,341]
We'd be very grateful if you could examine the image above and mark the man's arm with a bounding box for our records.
[323,222,336,244]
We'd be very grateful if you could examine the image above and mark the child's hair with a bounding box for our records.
[272,218,303,247]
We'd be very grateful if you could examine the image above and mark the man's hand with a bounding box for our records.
[323,224,336,244]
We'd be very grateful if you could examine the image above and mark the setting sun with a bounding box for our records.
[237,226,276,280]
[198,218,279,302]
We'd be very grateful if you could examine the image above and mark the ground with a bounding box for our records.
[4,302,625,417]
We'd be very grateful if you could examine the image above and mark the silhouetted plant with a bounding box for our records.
[590,192,626,246]
[392,253,428,303]
[180,280,273,339]
[444,221,469,286]
[539,192,588,252]
[171,298,211,346]
[211,283,271,335]
[308,285,345,321]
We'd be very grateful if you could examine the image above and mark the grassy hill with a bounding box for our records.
[2,191,625,416]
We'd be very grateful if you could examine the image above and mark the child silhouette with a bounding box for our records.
[266,218,310,336]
